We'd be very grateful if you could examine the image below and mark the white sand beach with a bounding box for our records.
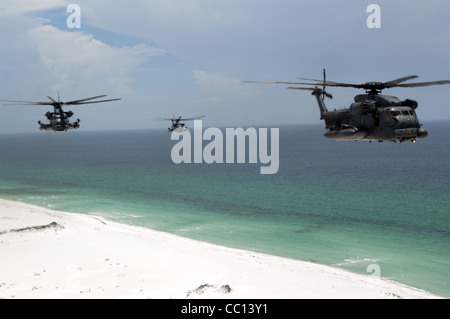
[0,198,442,299]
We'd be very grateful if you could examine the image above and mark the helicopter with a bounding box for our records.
[244,70,450,143]
[1,94,121,132]
[160,115,205,132]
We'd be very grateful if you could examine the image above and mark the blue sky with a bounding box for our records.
[0,0,449,133]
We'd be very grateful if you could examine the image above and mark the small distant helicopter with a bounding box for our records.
[159,115,205,132]
[244,70,450,143]
[1,94,121,132]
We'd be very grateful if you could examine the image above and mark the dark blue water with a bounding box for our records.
[0,121,449,297]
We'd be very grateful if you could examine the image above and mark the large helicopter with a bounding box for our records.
[244,70,450,143]
[1,94,121,132]
[160,115,205,132]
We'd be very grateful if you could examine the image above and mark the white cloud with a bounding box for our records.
[0,0,165,96]
[27,25,165,94]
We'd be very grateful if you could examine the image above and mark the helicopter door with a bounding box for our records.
[380,110,394,128]
[374,112,380,127]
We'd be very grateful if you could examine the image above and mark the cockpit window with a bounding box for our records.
[391,110,415,117]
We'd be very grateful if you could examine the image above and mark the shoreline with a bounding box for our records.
[0,198,442,299]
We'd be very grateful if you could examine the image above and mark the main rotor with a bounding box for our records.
[159,115,205,123]
[244,69,450,95]
[1,94,121,108]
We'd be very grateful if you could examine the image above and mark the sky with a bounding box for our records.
[0,0,449,133]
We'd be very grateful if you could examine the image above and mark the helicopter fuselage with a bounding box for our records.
[316,92,428,143]
[168,121,187,132]
[39,106,80,132]
[2,94,120,132]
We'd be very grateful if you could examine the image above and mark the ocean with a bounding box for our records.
[0,121,449,297]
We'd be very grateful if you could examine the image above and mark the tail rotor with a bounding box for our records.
[321,68,329,100]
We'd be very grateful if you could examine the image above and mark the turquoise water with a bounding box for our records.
[0,122,449,297]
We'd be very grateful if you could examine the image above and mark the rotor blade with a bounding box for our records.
[243,81,288,84]
[156,117,187,121]
[0,99,53,105]
[180,116,205,121]
[288,87,333,98]
[298,77,324,82]
[66,98,121,105]
[64,95,108,104]
[244,79,362,88]
[311,81,366,88]
[298,77,387,89]
[298,78,345,87]
[47,96,57,103]
[287,87,316,91]
[382,75,418,87]
[396,80,450,88]
[2,103,50,106]
[243,80,323,85]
